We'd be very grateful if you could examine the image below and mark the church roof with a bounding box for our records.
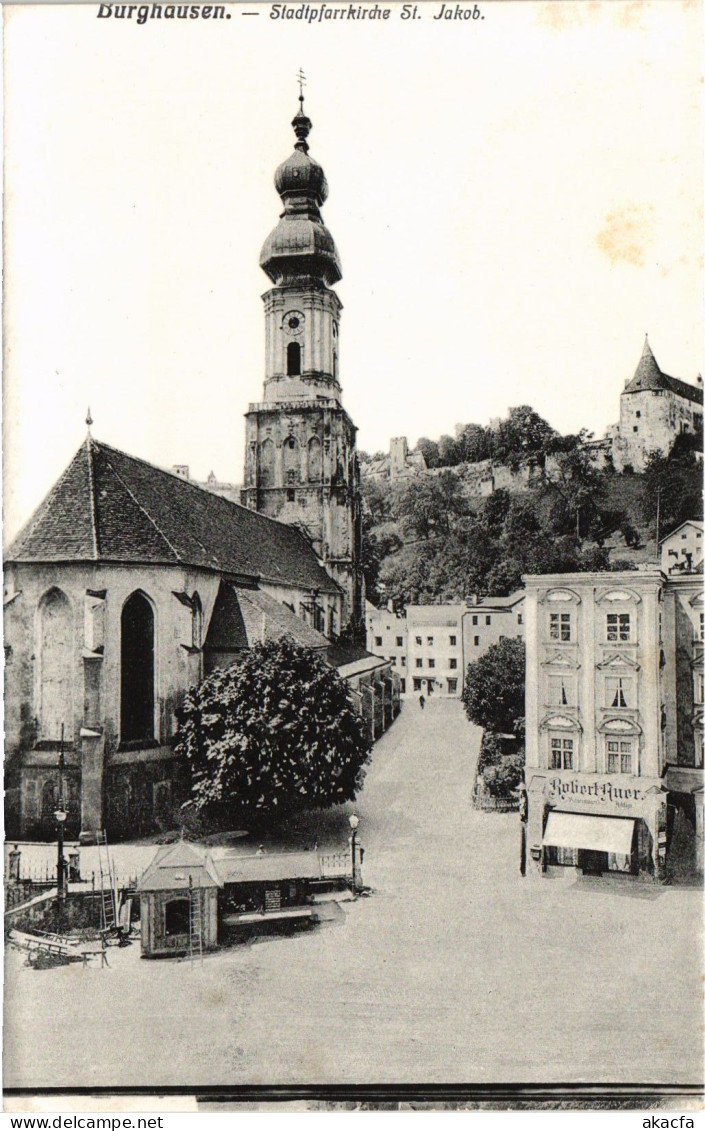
[624,337,703,405]
[6,438,339,594]
[203,581,330,653]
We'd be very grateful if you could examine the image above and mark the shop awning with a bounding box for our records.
[543,811,636,855]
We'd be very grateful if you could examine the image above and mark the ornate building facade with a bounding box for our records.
[241,98,363,636]
[523,567,704,880]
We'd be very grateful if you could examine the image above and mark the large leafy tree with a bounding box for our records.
[176,639,372,824]
[462,637,526,738]
[391,471,466,540]
[640,448,703,540]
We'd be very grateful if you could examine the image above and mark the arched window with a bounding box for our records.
[38,588,73,742]
[308,436,322,482]
[121,592,155,744]
[164,897,190,937]
[287,341,301,376]
[283,436,298,484]
[192,593,203,649]
[259,438,275,488]
[41,778,56,820]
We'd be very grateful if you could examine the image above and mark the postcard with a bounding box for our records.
[3,0,703,1110]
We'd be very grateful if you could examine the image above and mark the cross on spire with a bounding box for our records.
[297,68,306,105]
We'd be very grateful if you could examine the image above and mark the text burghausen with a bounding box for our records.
[97,4,229,22]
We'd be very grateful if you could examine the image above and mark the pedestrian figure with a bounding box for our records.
[419,694,425,710]
[518,782,528,877]
[100,936,110,969]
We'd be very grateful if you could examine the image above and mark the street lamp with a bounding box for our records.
[55,726,67,902]
[55,806,67,900]
[349,813,360,894]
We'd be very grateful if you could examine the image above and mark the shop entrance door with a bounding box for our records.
[579,849,608,875]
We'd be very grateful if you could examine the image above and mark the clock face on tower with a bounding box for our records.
[283,311,305,336]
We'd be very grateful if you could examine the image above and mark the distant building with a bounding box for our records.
[523,566,703,881]
[407,605,465,698]
[366,603,408,692]
[366,592,525,698]
[659,520,704,575]
[610,337,703,472]
[171,465,242,506]
[361,437,426,482]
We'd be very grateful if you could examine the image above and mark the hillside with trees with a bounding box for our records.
[360,407,703,609]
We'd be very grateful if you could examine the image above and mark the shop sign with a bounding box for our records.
[547,775,646,811]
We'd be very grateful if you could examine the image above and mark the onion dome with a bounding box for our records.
[260,97,341,287]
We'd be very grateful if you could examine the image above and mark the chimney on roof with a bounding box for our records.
[466,594,479,606]
[697,374,703,387]
[172,465,190,480]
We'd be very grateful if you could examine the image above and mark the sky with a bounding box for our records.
[3,0,703,543]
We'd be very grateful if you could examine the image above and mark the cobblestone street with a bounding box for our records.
[5,699,703,1088]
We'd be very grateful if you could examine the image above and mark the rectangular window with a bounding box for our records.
[400,679,406,694]
[472,615,478,626]
[517,614,523,625]
[401,657,406,667]
[415,659,423,669]
[546,845,578,867]
[700,613,704,643]
[413,678,422,692]
[374,636,382,647]
[548,677,570,707]
[606,612,631,642]
[485,616,491,626]
[696,673,705,705]
[415,636,422,645]
[607,739,632,774]
[549,612,572,642]
[449,658,458,670]
[447,679,458,694]
[473,636,480,647]
[695,731,704,769]
[390,656,396,665]
[606,676,630,709]
[396,636,403,647]
[449,635,457,646]
[428,658,435,669]
[427,636,434,646]
[550,737,573,769]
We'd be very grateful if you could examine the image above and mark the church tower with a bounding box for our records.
[241,93,363,636]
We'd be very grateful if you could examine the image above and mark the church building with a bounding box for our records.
[3,95,393,844]
[240,96,363,636]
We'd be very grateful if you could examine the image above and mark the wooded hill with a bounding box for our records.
[360,407,703,610]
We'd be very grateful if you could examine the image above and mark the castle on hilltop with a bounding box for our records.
[363,336,703,485]
[607,336,702,472]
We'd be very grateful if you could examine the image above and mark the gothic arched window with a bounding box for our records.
[259,438,275,488]
[121,591,155,744]
[287,341,301,376]
[38,587,73,742]
[192,593,203,649]
[283,436,298,483]
[308,436,322,482]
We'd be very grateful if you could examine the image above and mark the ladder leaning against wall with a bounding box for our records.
[188,874,204,967]
[95,830,118,933]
